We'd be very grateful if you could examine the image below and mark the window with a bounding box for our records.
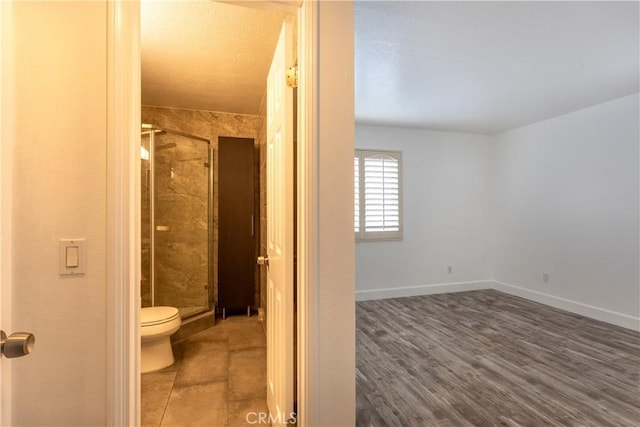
[355,149,402,241]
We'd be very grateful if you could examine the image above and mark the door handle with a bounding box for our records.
[1,330,35,358]
[257,255,269,266]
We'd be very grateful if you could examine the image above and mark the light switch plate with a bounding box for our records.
[59,239,86,276]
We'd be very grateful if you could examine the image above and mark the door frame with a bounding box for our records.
[105,1,318,424]
[106,1,141,425]
[295,1,318,425]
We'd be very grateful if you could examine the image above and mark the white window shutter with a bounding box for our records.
[355,150,402,241]
[364,154,399,232]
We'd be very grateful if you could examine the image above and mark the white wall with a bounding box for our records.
[10,2,107,424]
[490,93,640,327]
[355,124,492,300]
[356,94,639,330]
[316,1,356,425]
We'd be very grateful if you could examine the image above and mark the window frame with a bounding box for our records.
[355,149,403,242]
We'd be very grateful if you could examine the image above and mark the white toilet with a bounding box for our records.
[140,306,181,374]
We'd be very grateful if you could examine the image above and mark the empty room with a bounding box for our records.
[354,1,639,426]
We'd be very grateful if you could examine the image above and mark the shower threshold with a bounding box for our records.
[177,305,209,319]
[171,308,215,344]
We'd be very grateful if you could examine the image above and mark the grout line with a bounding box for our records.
[143,317,266,426]
[158,359,181,427]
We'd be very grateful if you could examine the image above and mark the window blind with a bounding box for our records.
[355,150,402,241]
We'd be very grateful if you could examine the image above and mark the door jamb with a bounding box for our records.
[295,1,318,425]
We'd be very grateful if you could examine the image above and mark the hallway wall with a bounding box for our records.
[10,2,107,424]
[316,1,356,424]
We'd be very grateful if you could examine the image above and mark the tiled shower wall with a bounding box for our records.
[142,105,267,317]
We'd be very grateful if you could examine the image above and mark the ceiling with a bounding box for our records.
[355,1,640,134]
[141,1,284,115]
[142,1,639,134]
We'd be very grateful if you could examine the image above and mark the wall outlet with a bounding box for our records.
[447,266,453,274]
[542,272,550,283]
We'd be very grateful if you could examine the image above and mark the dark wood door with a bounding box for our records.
[218,137,255,312]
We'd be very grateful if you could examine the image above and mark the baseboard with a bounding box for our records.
[355,280,493,302]
[355,279,640,331]
[492,281,640,332]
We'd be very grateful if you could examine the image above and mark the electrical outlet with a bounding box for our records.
[447,266,453,274]
[542,273,550,283]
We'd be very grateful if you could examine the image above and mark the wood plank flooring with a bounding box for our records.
[356,290,640,426]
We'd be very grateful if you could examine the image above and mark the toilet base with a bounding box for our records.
[141,337,175,374]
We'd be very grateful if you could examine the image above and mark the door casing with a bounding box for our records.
[106,1,142,425]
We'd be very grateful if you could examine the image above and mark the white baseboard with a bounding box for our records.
[355,280,640,331]
[492,281,640,332]
[355,280,493,302]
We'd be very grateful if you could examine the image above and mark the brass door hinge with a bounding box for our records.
[286,66,298,88]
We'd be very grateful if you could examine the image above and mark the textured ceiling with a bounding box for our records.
[141,1,284,115]
[355,1,639,134]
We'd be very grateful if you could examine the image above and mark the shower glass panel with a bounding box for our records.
[141,126,212,319]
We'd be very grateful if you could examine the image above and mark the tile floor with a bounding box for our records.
[142,315,269,427]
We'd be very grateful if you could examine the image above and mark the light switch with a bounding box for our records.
[66,246,79,268]
[59,239,86,276]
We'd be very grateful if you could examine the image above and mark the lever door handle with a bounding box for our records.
[1,330,35,358]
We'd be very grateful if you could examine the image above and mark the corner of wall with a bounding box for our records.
[491,280,640,331]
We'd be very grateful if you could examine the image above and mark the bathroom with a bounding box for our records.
[138,2,286,425]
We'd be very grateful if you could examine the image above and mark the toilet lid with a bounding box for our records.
[141,306,180,326]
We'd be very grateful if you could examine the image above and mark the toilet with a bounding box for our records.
[140,306,181,374]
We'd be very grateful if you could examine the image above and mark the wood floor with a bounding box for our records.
[356,290,640,426]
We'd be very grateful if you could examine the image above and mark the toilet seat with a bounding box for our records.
[141,306,180,327]
[140,306,181,341]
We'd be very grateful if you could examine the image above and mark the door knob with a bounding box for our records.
[257,255,269,266]
[1,330,35,358]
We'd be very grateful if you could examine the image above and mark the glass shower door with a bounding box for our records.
[141,127,212,319]
[153,131,210,318]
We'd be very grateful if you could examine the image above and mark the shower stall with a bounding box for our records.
[140,124,213,319]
